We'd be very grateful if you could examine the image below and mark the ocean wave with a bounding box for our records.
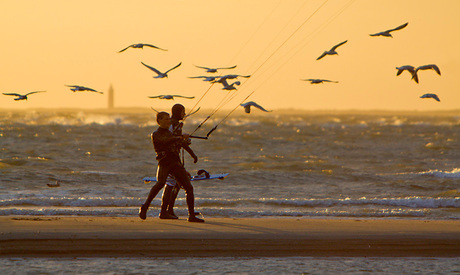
[1,196,458,209]
[73,171,121,175]
[419,168,460,179]
[0,206,439,219]
[384,168,460,179]
[0,197,143,207]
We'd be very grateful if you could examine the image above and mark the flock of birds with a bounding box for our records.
[2,42,269,114]
[119,44,271,114]
[302,22,442,102]
[3,22,443,110]
[3,85,102,101]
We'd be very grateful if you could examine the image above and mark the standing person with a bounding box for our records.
[139,111,204,223]
[164,104,198,218]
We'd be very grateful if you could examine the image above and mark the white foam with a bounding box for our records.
[420,168,460,179]
[1,196,458,209]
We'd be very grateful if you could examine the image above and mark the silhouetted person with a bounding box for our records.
[163,104,198,218]
[139,111,204,222]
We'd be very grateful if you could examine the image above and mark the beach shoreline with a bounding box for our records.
[1,216,459,257]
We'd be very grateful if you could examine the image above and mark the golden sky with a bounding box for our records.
[1,0,459,111]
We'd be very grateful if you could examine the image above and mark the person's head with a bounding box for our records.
[171,104,186,120]
[156,111,171,128]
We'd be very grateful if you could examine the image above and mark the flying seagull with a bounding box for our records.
[240,101,272,114]
[66,85,102,94]
[396,65,418,83]
[420,93,440,102]
[370,22,408,37]
[148,95,195,100]
[3,91,46,101]
[118,43,167,53]
[396,65,415,76]
[414,64,441,79]
[217,74,251,81]
[415,64,441,75]
[301,79,338,84]
[316,40,348,60]
[141,62,182,78]
[194,65,237,73]
[410,64,441,84]
[212,74,251,85]
[220,79,241,90]
[188,76,219,82]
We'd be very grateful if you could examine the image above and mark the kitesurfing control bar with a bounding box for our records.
[189,135,208,140]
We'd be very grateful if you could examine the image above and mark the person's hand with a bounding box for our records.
[182,134,190,139]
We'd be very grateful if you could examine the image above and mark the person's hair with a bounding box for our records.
[156,112,169,124]
[171,104,185,120]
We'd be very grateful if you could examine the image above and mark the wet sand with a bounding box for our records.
[1,217,459,257]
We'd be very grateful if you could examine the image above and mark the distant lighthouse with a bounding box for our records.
[108,84,114,109]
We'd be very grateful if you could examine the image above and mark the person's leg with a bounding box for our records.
[168,180,200,217]
[166,184,181,217]
[159,184,177,219]
[166,181,200,218]
[139,164,170,220]
[172,166,204,223]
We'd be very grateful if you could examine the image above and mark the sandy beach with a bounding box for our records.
[0,216,459,257]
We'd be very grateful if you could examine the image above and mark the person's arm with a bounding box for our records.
[152,130,186,157]
[153,130,183,146]
[183,144,198,163]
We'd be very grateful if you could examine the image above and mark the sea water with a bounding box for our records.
[1,257,459,274]
[1,109,459,219]
[1,109,460,273]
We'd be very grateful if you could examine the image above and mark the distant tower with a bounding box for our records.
[108,84,114,109]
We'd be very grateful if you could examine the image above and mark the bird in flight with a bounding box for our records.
[3,91,46,101]
[216,74,251,81]
[316,40,348,60]
[240,101,272,114]
[148,95,195,100]
[194,65,237,73]
[420,93,440,102]
[141,62,181,78]
[212,74,251,85]
[396,65,418,83]
[219,79,241,90]
[415,64,441,75]
[369,22,409,37]
[411,64,441,83]
[396,65,415,76]
[118,43,167,53]
[188,76,219,82]
[66,85,102,94]
[301,79,338,84]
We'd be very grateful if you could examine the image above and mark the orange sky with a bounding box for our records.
[1,0,459,111]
